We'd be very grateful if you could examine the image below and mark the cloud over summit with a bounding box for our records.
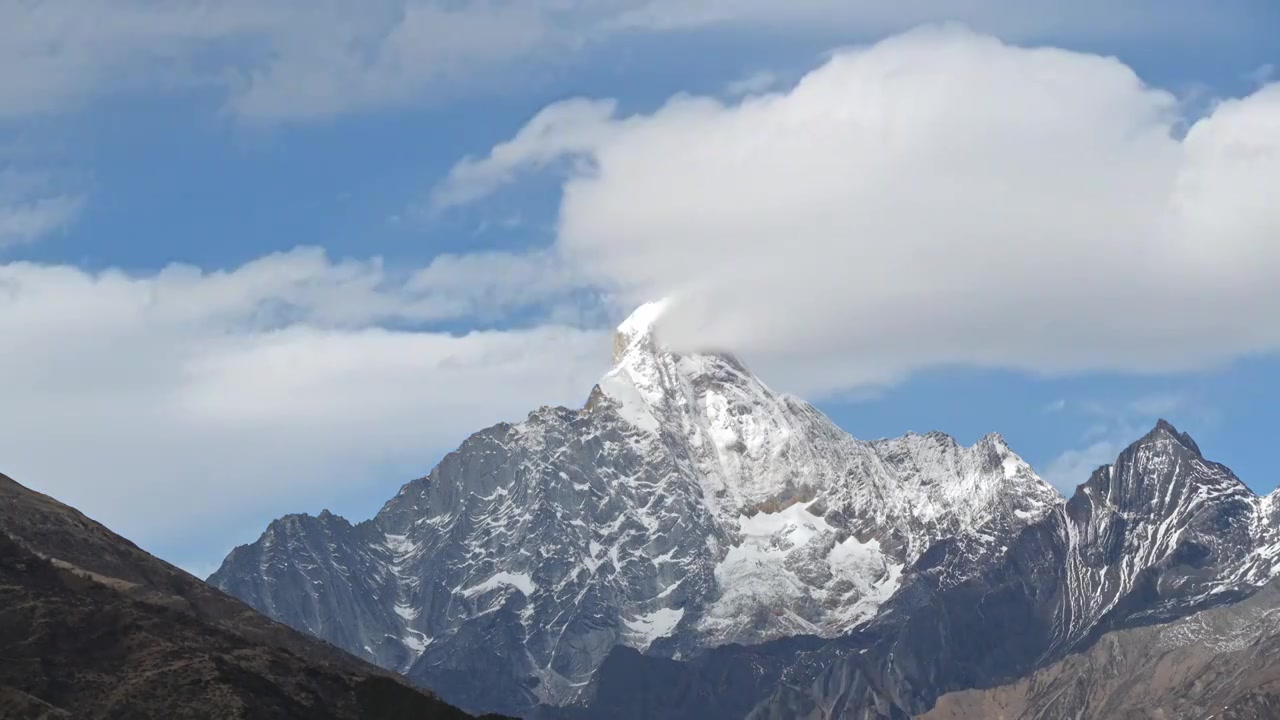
[440,26,1280,397]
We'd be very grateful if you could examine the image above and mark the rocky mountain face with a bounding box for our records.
[209,303,1280,719]
[210,301,1061,717]
[571,421,1280,719]
[0,472,498,720]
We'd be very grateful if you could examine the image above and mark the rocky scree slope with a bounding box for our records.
[0,472,500,720]
[210,301,1060,716]
[921,576,1280,720]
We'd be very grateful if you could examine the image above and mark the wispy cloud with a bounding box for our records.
[0,169,84,247]
[725,71,781,97]
[429,98,620,212]
[0,194,83,247]
[1248,64,1275,87]
[1042,440,1121,492]
[1041,391,1208,491]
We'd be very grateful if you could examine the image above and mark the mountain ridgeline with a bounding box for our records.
[210,303,1280,719]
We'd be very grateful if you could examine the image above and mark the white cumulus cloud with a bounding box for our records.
[438,26,1280,398]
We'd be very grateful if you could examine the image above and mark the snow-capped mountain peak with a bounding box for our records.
[611,298,671,362]
[211,302,1064,716]
[596,300,684,434]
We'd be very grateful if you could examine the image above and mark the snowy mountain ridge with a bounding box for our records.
[210,303,1061,716]
[1051,420,1280,652]
[597,299,1060,549]
[728,420,1280,720]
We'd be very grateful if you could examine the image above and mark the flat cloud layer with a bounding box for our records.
[0,250,608,564]
[441,26,1280,397]
[0,1,1245,120]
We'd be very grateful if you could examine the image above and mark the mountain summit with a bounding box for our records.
[211,304,1059,717]
[609,298,670,364]
[207,310,1280,720]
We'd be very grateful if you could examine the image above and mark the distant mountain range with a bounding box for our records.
[209,303,1280,719]
[0,471,501,720]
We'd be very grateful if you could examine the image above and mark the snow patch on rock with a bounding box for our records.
[625,607,686,651]
[462,571,537,597]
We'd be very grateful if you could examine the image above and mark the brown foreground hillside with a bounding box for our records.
[0,472,509,720]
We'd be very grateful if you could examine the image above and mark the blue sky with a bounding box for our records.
[1,1,1278,577]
